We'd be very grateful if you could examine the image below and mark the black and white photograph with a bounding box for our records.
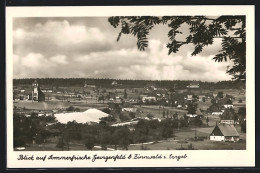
[6,6,255,167]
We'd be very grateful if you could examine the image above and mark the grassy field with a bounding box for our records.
[127,139,246,150]
[137,105,187,119]
[14,100,108,111]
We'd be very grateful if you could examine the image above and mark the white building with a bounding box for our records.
[122,107,137,113]
[209,124,239,142]
[212,112,223,116]
[223,104,234,109]
[142,96,156,103]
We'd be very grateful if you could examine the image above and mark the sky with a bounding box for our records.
[13,17,233,82]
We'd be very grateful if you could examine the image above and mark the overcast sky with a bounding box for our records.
[13,17,233,82]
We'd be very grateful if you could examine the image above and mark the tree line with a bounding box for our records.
[13,78,244,89]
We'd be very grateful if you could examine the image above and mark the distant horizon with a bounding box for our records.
[13,77,234,83]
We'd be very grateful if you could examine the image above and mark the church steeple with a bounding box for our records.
[32,80,39,101]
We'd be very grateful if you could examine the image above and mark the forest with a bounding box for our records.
[13,78,245,89]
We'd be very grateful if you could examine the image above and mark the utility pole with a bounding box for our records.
[206,113,209,127]
[194,127,197,141]
[159,105,161,117]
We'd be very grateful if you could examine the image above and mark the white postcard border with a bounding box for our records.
[6,5,255,168]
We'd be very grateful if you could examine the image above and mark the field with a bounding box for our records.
[14,100,108,112]
[127,138,246,150]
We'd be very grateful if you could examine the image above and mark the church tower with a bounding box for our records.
[32,80,39,101]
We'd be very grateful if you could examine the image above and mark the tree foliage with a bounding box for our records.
[108,16,246,81]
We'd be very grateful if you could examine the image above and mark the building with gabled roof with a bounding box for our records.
[209,123,239,142]
[218,97,233,108]
[187,81,199,89]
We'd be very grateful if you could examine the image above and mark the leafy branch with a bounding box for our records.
[108,16,246,81]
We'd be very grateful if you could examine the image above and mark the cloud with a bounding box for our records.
[13,53,69,78]
[12,18,233,82]
[13,20,114,57]
[71,39,232,82]
[50,55,68,64]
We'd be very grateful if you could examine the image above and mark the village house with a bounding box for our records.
[186,94,193,101]
[111,81,118,86]
[208,104,223,116]
[142,96,157,103]
[41,88,53,93]
[212,112,223,116]
[187,81,199,89]
[198,95,206,101]
[121,103,137,113]
[177,104,182,108]
[220,109,239,124]
[219,97,234,108]
[84,81,96,88]
[209,123,239,142]
[76,90,86,98]
[186,114,198,118]
[220,120,236,125]
[146,83,158,91]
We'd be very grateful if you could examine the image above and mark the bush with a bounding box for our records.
[129,112,136,119]
[56,139,65,148]
[119,114,131,122]
[66,106,80,112]
[241,120,246,133]
[187,143,195,150]
[35,134,44,144]
[146,113,154,119]
[102,108,111,114]
[84,135,95,150]
[140,144,149,150]
[100,115,116,122]
[13,136,26,148]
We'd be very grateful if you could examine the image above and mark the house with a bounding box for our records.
[122,107,137,113]
[219,109,238,124]
[220,120,236,125]
[146,83,158,91]
[186,114,197,118]
[198,95,206,101]
[218,97,233,108]
[84,81,96,88]
[212,112,223,116]
[208,104,223,116]
[111,81,118,86]
[226,94,235,101]
[186,94,193,101]
[76,90,86,98]
[121,103,137,113]
[209,124,239,142]
[187,81,199,89]
[41,88,53,93]
[142,96,157,103]
[20,89,25,93]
